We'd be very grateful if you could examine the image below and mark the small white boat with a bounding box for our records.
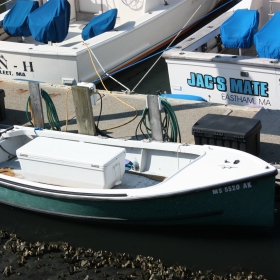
[163,0,280,110]
[0,125,277,227]
[0,0,221,86]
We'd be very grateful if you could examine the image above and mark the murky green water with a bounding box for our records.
[1,201,280,279]
[0,0,279,278]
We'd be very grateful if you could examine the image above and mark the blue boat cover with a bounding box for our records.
[220,9,259,48]
[28,0,70,44]
[254,12,280,59]
[82,9,118,40]
[3,0,39,37]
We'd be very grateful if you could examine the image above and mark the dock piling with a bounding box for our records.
[28,82,44,128]
[71,85,97,136]
[146,95,163,142]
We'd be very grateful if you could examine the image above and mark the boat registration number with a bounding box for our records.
[212,182,252,195]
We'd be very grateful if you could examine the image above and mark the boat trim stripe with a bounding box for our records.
[0,199,223,222]
[0,169,277,201]
[0,178,128,198]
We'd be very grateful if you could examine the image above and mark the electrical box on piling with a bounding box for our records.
[72,83,97,136]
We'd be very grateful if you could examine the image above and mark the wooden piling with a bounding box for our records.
[71,85,97,136]
[28,82,44,128]
[147,95,163,141]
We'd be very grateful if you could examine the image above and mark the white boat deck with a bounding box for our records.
[165,9,259,56]
[3,17,122,48]
[175,10,234,51]
[0,0,222,85]
[0,157,161,189]
[3,21,87,47]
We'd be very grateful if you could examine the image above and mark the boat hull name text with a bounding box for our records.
[0,55,34,77]
[187,72,269,97]
[212,182,252,195]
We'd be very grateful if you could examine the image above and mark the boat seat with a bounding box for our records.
[82,9,118,40]
[220,9,259,49]
[254,12,280,59]
[28,0,70,44]
[3,0,39,37]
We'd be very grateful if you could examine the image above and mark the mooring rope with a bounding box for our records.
[131,0,234,91]
[83,42,131,93]
[92,46,177,84]
[132,0,207,92]
[0,0,12,7]
[89,0,233,88]
[83,42,138,131]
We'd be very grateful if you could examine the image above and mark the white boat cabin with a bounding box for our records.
[0,0,220,85]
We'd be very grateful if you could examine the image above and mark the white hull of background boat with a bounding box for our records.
[0,0,220,86]
[163,0,280,110]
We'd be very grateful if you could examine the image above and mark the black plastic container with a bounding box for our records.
[192,114,261,156]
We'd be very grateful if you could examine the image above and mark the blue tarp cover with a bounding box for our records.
[28,0,70,43]
[254,12,280,59]
[220,9,259,49]
[3,0,39,37]
[82,9,118,40]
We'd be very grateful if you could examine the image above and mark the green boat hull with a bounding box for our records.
[0,175,275,227]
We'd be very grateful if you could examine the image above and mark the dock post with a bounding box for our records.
[28,82,44,128]
[71,85,97,136]
[146,95,163,141]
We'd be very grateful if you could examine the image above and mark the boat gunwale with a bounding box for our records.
[0,0,183,57]
[0,167,276,201]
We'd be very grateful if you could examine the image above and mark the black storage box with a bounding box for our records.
[192,114,261,156]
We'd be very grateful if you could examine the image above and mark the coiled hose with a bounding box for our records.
[135,96,181,142]
[26,89,61,130]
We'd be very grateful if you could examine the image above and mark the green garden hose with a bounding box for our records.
[135,96,181,142]
[26,89,61,131]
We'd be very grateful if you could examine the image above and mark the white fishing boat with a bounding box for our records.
[0,0,221,86]
[0,124,277,227]
[163,0,280,110]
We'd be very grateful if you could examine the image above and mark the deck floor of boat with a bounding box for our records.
[113,173,160,189]
[4,16,122,47]
[0,157,25,179]
[5,21,88,47]
[221,45,258,57]
[0,158,160,189]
